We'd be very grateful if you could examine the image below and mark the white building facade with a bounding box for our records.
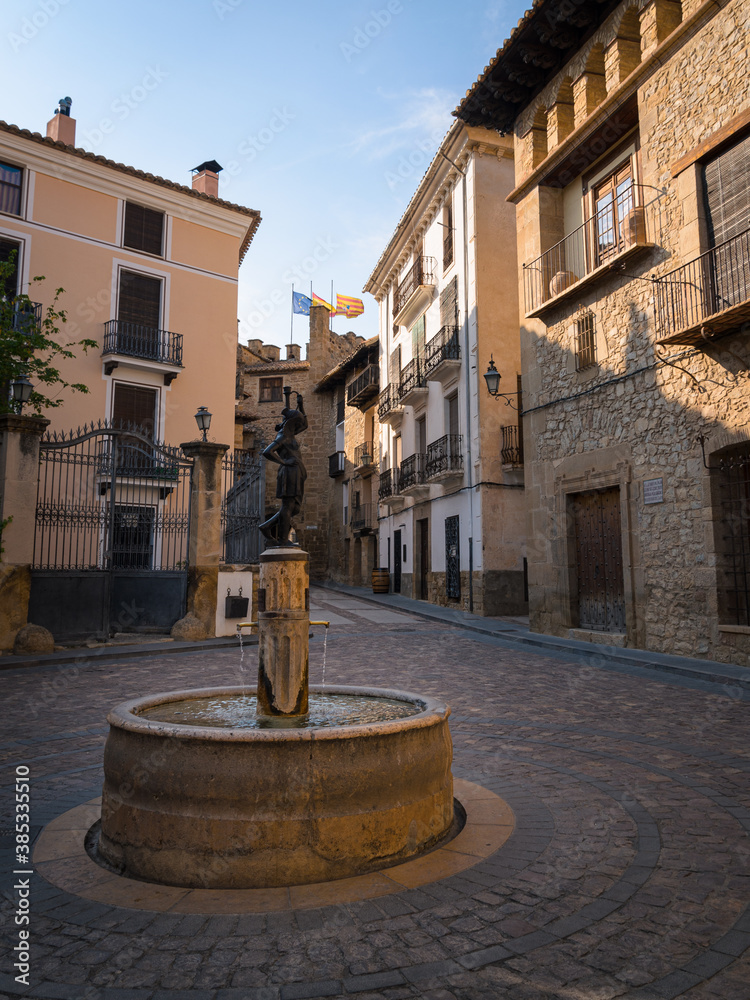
[364,122,527,615]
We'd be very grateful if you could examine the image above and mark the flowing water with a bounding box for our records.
[139,692,420,730]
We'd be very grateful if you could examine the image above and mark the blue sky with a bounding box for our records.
[2,0,516,350]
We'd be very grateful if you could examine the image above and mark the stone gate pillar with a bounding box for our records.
[0,414,50,650]
[180,440,229,637]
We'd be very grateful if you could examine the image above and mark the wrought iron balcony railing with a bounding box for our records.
[423,324,460,378]
[393,256,436,317]
[426,435,463,480]
[10,300,42,332]
[103,320,184,366]
[378,467,400,501]
[523,183,649,314]
[501,424,523,466]
[399,356,427,399]
[400,453,427,491]
[378,383,402,420]
[656,227,750,344]
[328,451,345,477]
[350,502,375,532]
[346,363,380,408]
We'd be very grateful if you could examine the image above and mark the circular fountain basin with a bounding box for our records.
[99,685,454,889]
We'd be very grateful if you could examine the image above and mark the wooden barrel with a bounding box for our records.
[371,568,390,594]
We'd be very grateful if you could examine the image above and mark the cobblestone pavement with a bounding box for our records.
[1,586,749,1000]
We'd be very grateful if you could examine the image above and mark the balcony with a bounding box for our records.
[102,320,184,374]
[656,228,750,345]
[425,434,463,484]
[423,324,460,384]
[399,453,428,497]
[378,383,404,427]
[393,256,436,327]
[399,356,428,407]
[328,451,345,477]
[10,300,42,333]
[378,467,404,509]
[501,425,524,467]
[523,184,652,317]
[353,442,376,477]
[350,502,375,534]
[346,363,380,410]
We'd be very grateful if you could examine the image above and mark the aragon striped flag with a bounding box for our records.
[336,293,365,318]
[312,292,335,315]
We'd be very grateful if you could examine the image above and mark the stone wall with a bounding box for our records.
[516,0,750,664]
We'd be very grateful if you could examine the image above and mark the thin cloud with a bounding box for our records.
[346,87,457,161]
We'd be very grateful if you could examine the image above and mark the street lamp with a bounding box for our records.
[10,374,33,413]
[482,356,519,409]
[194,406,212,441]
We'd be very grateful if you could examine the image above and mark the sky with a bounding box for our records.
[2,0,517,351]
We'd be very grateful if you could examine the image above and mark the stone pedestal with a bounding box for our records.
[257,547,309,718]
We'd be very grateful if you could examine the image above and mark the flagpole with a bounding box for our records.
[290,284,294,345]
[331,279,335,331]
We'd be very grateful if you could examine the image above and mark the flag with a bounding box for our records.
[292,291,312,316]
[336,293,365,318]
[312,292,335,315]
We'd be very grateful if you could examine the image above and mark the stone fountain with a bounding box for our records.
[97,389,454,889]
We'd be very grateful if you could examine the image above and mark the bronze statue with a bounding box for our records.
[259,387,307,546]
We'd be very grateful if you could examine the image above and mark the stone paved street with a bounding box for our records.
[1,585,749,999]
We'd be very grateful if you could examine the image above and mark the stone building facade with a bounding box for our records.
[314,337,380,587]
[364,121,527,615]
[457,0,750,662]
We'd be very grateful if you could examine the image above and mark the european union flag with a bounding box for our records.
[292,291,312,316]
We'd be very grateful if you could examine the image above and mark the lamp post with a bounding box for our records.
[194,406,212,442]
[482,357,519,409]
[10,375,33,413]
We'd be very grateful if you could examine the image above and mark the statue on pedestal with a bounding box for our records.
[259,387,307,546]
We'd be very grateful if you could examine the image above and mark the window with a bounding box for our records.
[714,445,750,626]
[123,202,165,256]
[592,162,634,264]
[112,383,158,471]
[0,162,22,216]
[389,345,401,383]
[440,277,458,329]
[442,200,454,270]
[259,377,283,402]
[0,238,20,298]
[118,271,162,330]
[447,393,459,438]
[416,416,426,455]
[575,311,597,370]
[704,131,750,246]
[411,315,425,359]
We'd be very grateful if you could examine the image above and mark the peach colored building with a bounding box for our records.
[0,101,259,446]
[364,121,527,615]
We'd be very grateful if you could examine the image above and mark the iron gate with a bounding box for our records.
[29,423,192,641]
[571,487,626,632]
[221,449,264,564]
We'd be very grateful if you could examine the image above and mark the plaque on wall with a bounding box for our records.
[643,478,664,504]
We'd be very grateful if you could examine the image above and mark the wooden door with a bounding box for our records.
[393,529,402,594]
[418,518,429,600]
[572,487,625,631]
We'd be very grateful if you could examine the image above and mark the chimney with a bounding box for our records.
[264,345,280,362]
[46,96,76,146]
[246,338,264,356]
[191,159,222,198]
[286,344,301,361]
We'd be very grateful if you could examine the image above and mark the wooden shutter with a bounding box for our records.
[112,383,157,434]
[411,314,425,358]
[389,345,401,383]
[440,277,458,327]
[118,271,162,329]
[704,132,750,246]
[124,202,164,255]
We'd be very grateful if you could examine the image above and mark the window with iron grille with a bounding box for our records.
[123,202,165,256]
[259,377,283,402]
[714,445,750,626]
[575,311,596,370]
[0,162,22,216]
